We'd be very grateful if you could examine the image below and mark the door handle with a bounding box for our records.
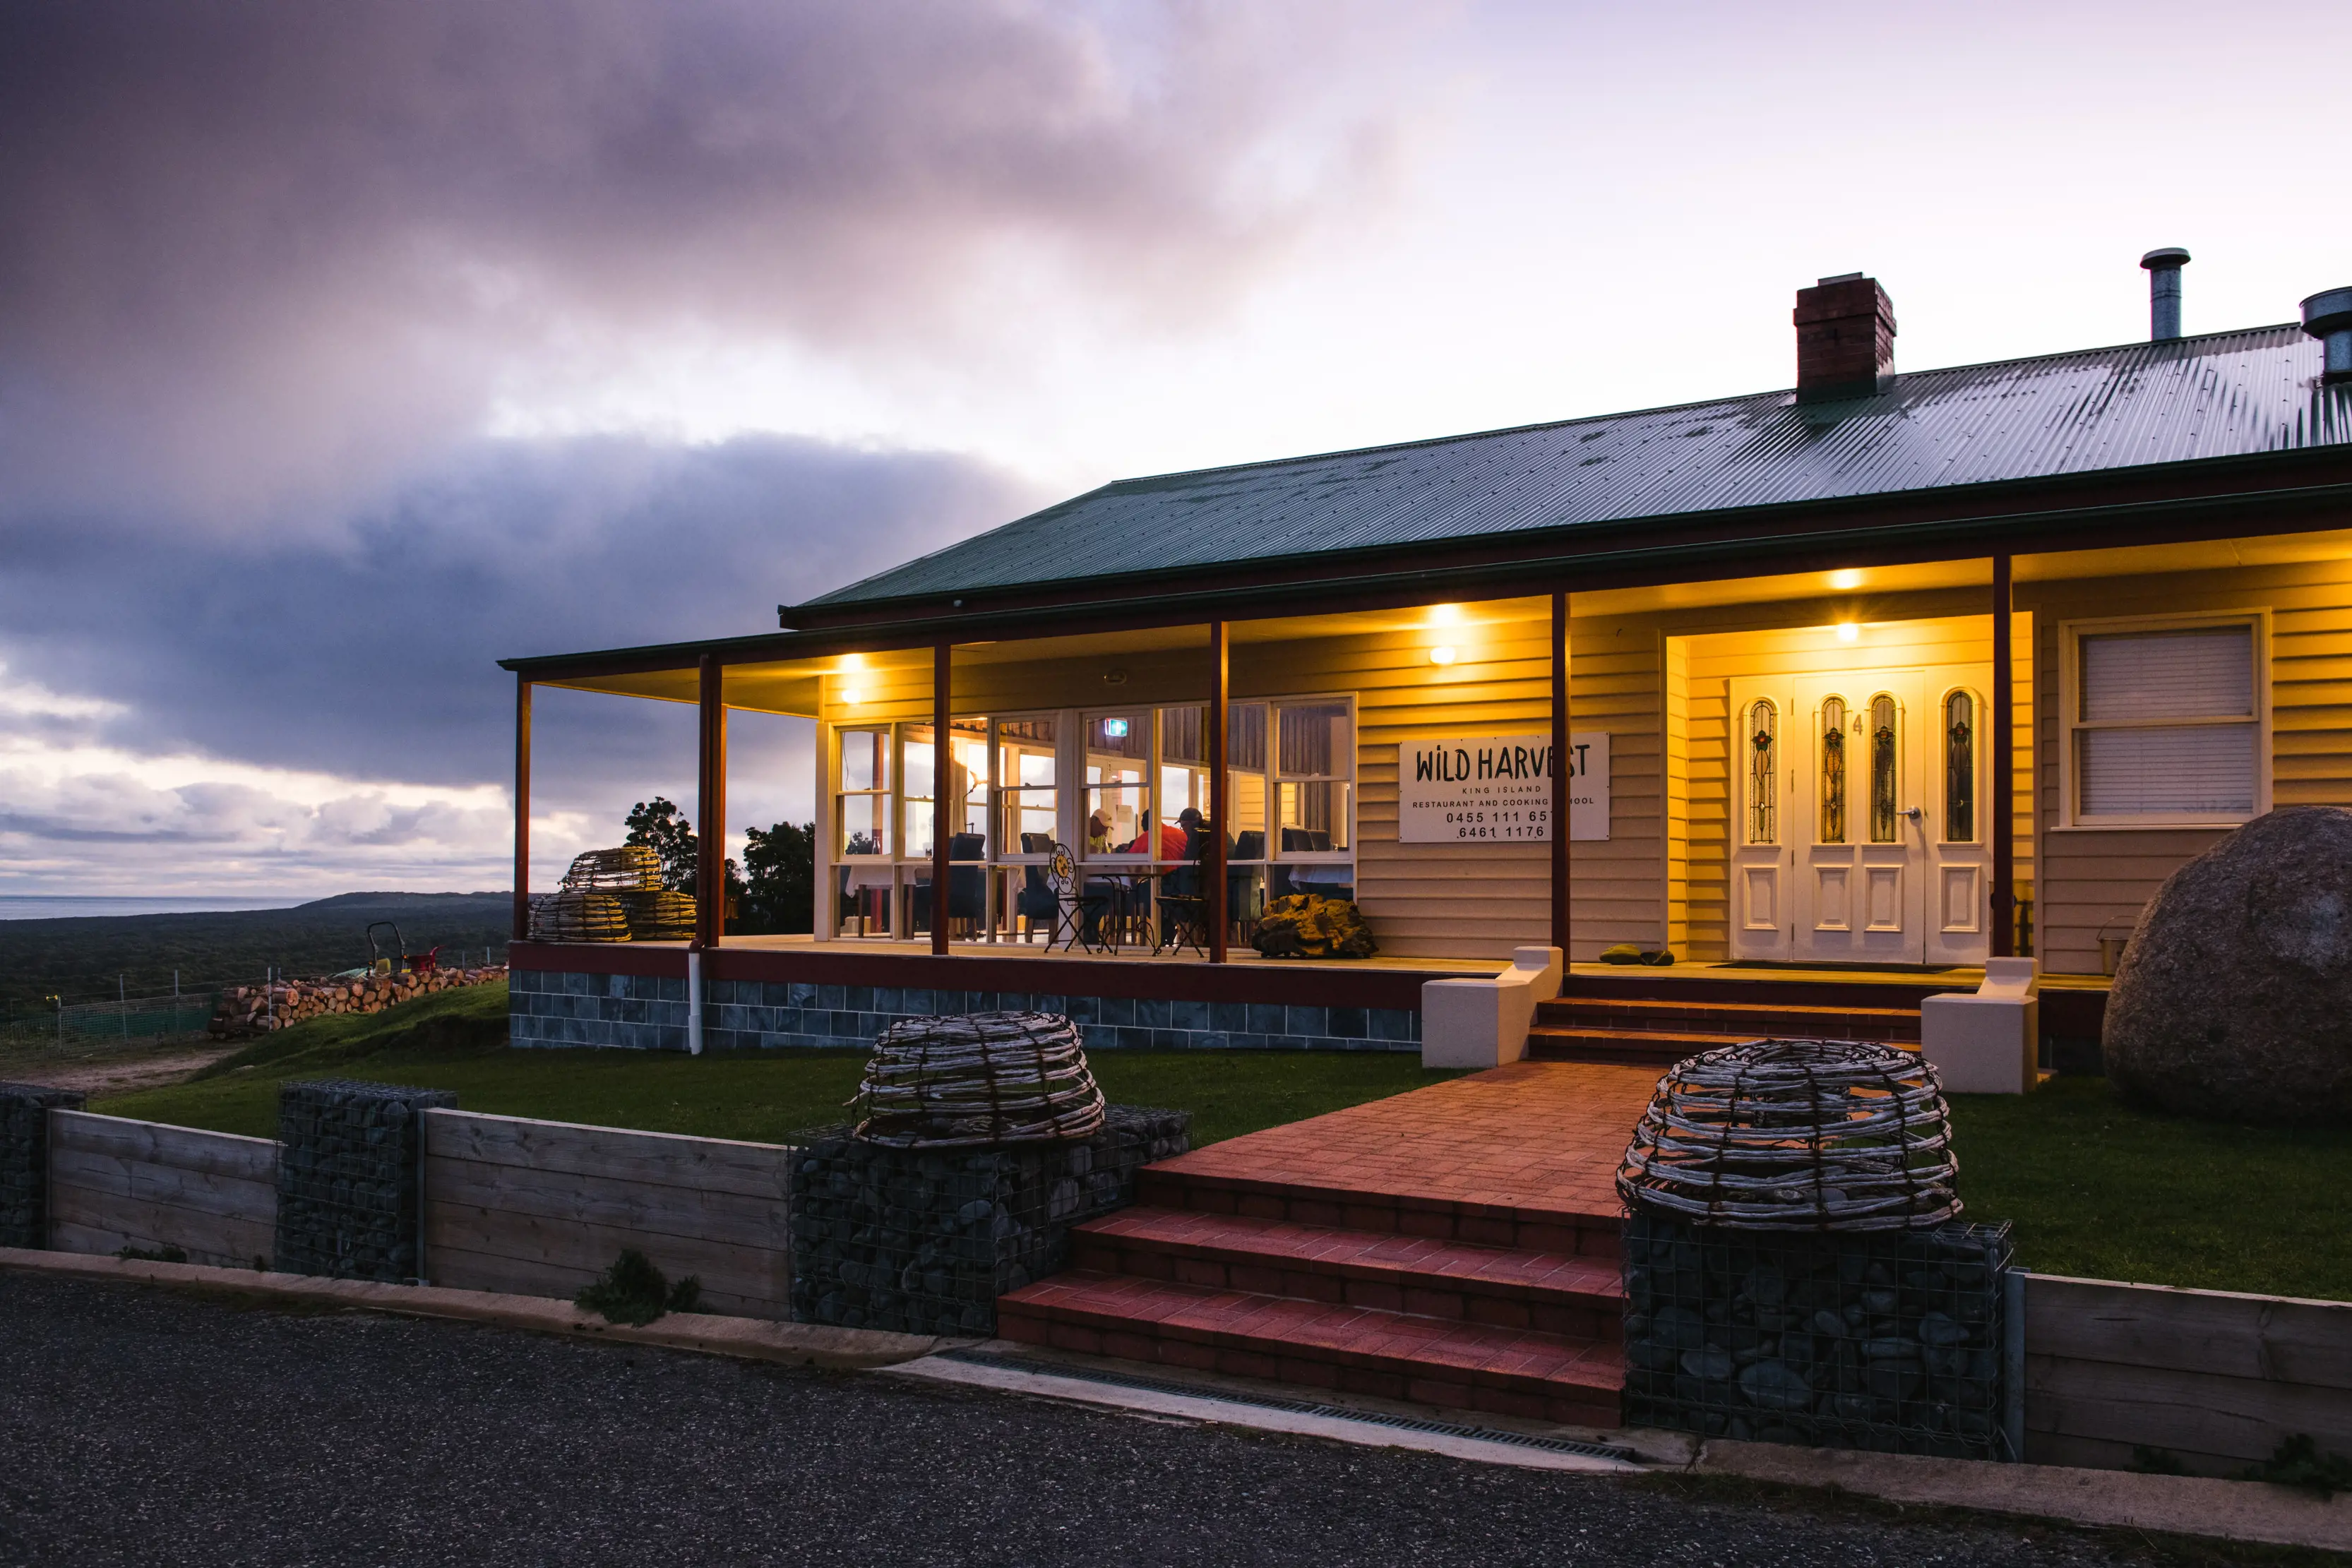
[1903,807,1923,822]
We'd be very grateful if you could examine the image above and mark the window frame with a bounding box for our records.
[2059,611,2270,830]
[1078,706,1155,863]
[1267,694,1358,866]
[832,724,893,860]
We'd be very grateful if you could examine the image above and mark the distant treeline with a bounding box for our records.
[0,892,513,1014]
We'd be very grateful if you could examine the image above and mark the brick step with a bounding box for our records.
[1134,1166,1620,1261]
[1526,1024,1927,1067]
[1523,1027,1718,1066]
[998,1269,1624,1427]
[1535,995,1921,1041]
[1071,1206,1623,1341]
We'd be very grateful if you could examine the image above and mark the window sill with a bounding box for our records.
[2050,819,2252,832]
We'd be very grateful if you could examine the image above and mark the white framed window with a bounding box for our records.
[835,727,891,857]
[1081,709,1152,860]
[2062,614,2267,827]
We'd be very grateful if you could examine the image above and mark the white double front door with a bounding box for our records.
[1728,665,1992,966]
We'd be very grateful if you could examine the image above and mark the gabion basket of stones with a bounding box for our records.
[1615,1037,1959,1230]
[1614,1039,2011,1460]
[1621,1211,2012,1459]
[789,1105,1192,1334]
[852,1012,1106,1147]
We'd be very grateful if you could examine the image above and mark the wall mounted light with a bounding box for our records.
[1828,568,1864,591]
[1428,603,1464,627]
[842,686,865,705]
[1429,645,1459,666]
[1836,623,1860,643]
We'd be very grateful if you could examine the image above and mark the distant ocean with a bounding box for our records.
[0,895,306,922]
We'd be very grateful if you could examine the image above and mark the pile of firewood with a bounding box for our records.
[208,965,507,1039]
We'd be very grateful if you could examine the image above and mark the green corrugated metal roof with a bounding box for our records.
[809,324,2351,609]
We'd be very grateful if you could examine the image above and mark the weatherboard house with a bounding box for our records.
[501,262,2352,1071]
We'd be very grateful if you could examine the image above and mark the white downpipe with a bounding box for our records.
[686,948,705,1056]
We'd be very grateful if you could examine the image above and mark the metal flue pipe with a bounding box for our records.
[2140,247,2190,341]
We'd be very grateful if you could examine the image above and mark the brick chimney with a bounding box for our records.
[1794,273,1896,402]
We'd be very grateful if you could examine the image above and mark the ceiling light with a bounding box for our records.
[842,686,865,705]
[1829,568,1863,590]
[1429,646,1458,666]
[1835,623,1860,643]
[1428,604,1464,626]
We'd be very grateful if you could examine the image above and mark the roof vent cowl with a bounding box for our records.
[2139,247,2190,341]
[1793,274,1896,404]
[2302,287,2352,383]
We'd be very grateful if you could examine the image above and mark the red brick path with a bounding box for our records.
[998,1060,1660,1427]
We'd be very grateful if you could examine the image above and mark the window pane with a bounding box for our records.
[1278,703,1349,779]
[948,720,988,854]
[2080,724,2256,815]
[1228,703,1267,772]
[840,794,888,856]
[902,726,935,801]
[1085,784,1150,855]
[1087,712,1147,760]
[1278,782,1350,852]
[1746,700,1777,846]
[1819,696,1847,844]
[1226,767,1267,854]
[2082,627,2253,722]
[905,799,934,860]
[1944,692,1975,842]
[1869,694,1899,844]
[1159,705,1205,765]
[1001,790,1058,854]
[996,716,1056,779]
[840,729,887,791]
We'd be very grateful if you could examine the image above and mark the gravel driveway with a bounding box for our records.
[0,1274,2190,1567]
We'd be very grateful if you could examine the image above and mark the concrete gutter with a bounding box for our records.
[1694,1437,2352,1554]
[0,1247,941,1370]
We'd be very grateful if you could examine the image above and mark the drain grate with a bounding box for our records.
[933,1347,1642,1464]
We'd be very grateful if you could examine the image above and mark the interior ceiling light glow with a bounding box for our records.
[1428,603,1464,626]
[1836,623,1861,643]
[842,686,865,705]
[1829,568,1864,590]
[1429,645,1459,665]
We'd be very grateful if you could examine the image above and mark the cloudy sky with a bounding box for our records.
[4,0,2349,897]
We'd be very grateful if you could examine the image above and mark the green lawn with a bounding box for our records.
[1947,1076,2352,1302]
[92,981,1455,1149]
[92,983,2352,1301]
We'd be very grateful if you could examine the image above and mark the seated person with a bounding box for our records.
[1123,812,1190,861]
[1087,810,1114,854]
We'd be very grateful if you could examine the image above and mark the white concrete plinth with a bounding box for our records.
[1421,945,1563,1070]
[1920,957,2039,1094]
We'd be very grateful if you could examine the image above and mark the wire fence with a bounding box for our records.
[0,990,221,1056]
[0,947,514,1060]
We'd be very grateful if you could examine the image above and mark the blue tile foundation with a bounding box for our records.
[508,966,1421,1055]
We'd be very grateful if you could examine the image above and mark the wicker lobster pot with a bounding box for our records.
[618,889,697,940]
[852,1012,1106,1148]
[526,890,630,943]
[1615,1038,1959,1232]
